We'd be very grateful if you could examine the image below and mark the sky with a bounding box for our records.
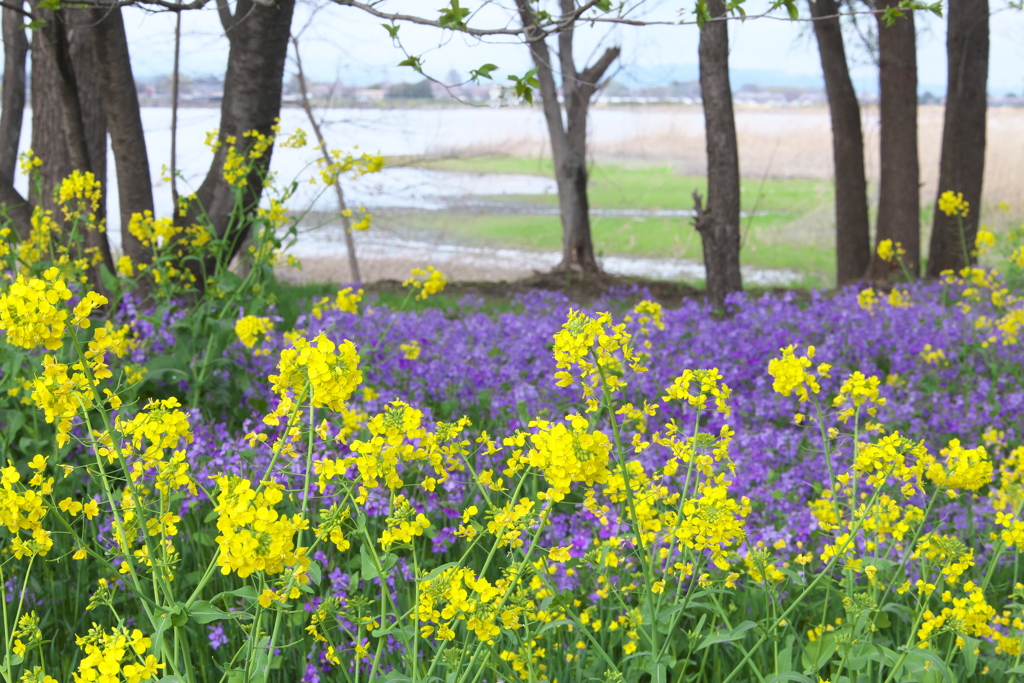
[120,0,1024,95]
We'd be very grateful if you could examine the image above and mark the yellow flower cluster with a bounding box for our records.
[915,534,975,583]
[16,207,61,270]
[504,415,611,502]
[316,148,385,186]
[918,582,993,646]
[675,477,750,569]
[417,566,519,643]
[552,309,643,408]
[767,345,821,402]
[0,456,54,560]
[624,299,665,343]
[403,266,447,301]
[662,368,732,417]
[400,340,421,360]
[832,371,885,423]
[267,333,362,420]
[876,239,906,263]
[975,229,996,256]
[852,432,930,491]
[336,287,363,314]
[380,494,431,549]
[212,476,310,579]
[58,170,103,224]
[0,269,73,350]
[71,625,162,683]
[115,398,195,494]
[235,315,274,349]
[31,355,94,448]
[938,190,970,218]
[926,439,993,493]
[127,210,180,249]
[920,344,947,365]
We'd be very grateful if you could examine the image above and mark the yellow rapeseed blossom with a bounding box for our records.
[235,315,274,349]
[767,345,821,402]
[926,439,993,493]
[212,475,310,579]
[403,266,446,301]
[336,287,363,314]
[71,625,162,683]
[876,239,906,263]
[504,414,611,502]
[267,333,362,418]
[938,190,970,218]
[975,229,996,256]
[0,268,73,350]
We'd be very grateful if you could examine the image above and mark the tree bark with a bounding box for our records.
[697,0,743,306]
[809,0,871,286]
[868,1,920,280]
[181,0,296,281]
[0,5,30,239]
[514,0,616,273]
[0,6,27,186]
[31,8,111,275]
[926,0,988,276]
[92,6,154,269]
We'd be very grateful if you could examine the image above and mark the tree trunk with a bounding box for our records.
[514,0,616,274]
[0,6,27,185]
[31,8,111,275]
[868,1,920,280]
[926,0,988,276]
[92,6,154,270]
[181,0,295,281]
[809,0,871,286]
[0,5,31,239]
[697,0,743,306]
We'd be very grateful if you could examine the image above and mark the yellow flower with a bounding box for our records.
[767,345,821,402]
[548,545,573,563]
[403,266,446,301]
[235,315,274,349]
[975,229,996,256]
[0,269,74,350]
[876,239,906,263]
[400,340,421,360]
[938,190,970,217]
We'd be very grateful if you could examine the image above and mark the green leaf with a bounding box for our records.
[189,600,240,625]
[438,0,470,29]
[962,636,980,677]
[801,632,836,672]
[764,675,814,683]
[308,559,322,586]
[697,620,758,650]
[421,561,460,582]
[358,548,378,581]
[537,618,574,634]
[470,63,499,82]
[377,672,413,683]
[382,23,400,38]
[903,648,954,682]
[398,56,424,73]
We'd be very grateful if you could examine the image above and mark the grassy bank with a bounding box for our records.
[391,155,837,287]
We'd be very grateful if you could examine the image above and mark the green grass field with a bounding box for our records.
[391,155,838,287]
